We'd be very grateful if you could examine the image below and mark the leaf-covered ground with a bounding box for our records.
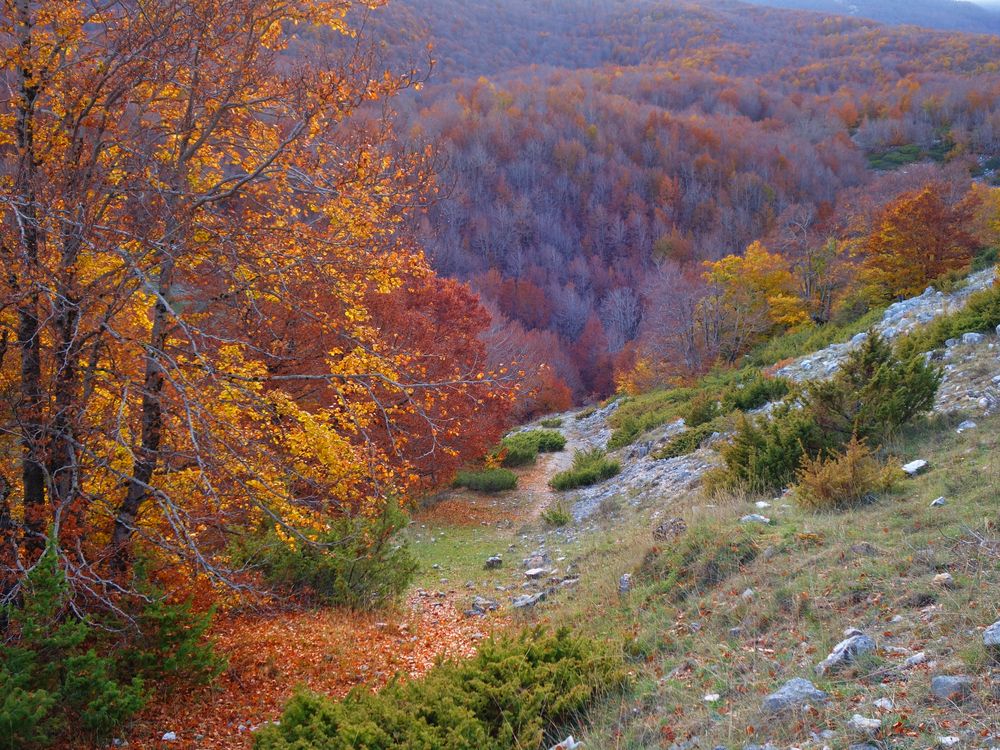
[109,590,496,750]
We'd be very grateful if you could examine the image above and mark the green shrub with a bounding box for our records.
[712,332,939,493]
[635,524,761,601]
[498,429,567,467]
[807,331,940,444]
[253,628,629,750]
[896,281,1000,360]
[682,392,721,427]
[229,500,417,609]
[575,406,597,420]
[454,467,519,493]
[652,423,717,460]
[0,550,147,748]
[971,247,998,272]
[709,404,829,494]
[539,417,563,428]
[722,373,790,412]
[550,448,621,491]
[793,437,901,511]
[540,502,572,527]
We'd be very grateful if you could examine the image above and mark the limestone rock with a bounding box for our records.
[847,714,882,736]
[930,674,973,703]
[815,632,877,675]
[902,459,928,476]
[762,677,828,713]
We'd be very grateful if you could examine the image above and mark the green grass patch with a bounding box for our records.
[453,468,518,493]
[550,448,621,491]
[742,306,884,369]
[539,417,564,428]
[541,501,572,527]
[635,523,762,602]
[867,143,922,170]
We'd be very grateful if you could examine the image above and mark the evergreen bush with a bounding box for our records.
[253,628,629,750]
[229,500,417,609]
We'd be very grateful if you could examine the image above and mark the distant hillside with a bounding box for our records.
[743,0,1000,34]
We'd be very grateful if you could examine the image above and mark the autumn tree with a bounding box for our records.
[860,185,980,301]
[0,0,505,611]
[698,242,809,363]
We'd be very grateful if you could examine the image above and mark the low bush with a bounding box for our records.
[229,500,417,609]
[743,306,884,368]
[793,437,900,510]
[652,422,717,460]
[709,404,829,494]
[498,429,567,467]
[539,417,563,428]
[1,548,222,749]
[635,524,761,602]
[808,331,940,444]
[253,628,629,750]
[896,281,1000,360]
[722,373,790,412]
[575,406,597,420]
[541,502,572,527]
[454,467,519,493]
[712,332,939,493]
[682,392,721,427]
[550,448,621,491]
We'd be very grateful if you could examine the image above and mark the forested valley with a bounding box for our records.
[2,1,999,748]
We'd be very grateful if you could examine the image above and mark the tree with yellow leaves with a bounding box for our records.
[699,241,809,363]
[0,0,509,611]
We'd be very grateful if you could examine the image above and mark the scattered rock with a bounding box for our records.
[740,513,771,525]
[937,736,962,748]
[933,572,955,588]
[902,459,929,476]
[962,332,986,345]
[549,736,582,750]
[512,591,546,608]
[619,573,633,595]
[946,338,960,348]
[815,632,877,675]
[930,497,946,507]
[984,620,1000,649]
[873,697,894,711]
[762,677,828,713]
[956,420,978,433]
[525,567,548,580]
[741,587,755,600]
[484,555,503,569]
[161,733,178,743]
[703,693,721,702]
[903,651,927,668]
[652,517,687,541]
[849,744,880,750]
[754,500,771,509]
[930,674,973,703]
[847,714,882,736]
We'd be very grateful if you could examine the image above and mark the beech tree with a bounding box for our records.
[0,0,506,610]
[860,185,980,301]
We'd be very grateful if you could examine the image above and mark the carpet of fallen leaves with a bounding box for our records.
[100,590,499,750]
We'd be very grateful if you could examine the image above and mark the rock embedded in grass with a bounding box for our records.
[816,631,877,675]
[484,555,503,569]
[847,714,882,736]
[930,674,973,703]
[762,677,828,713]
[902,459,929,476]
[984,620,1000,648]
[740,513,771,525]
[512,591,546,608]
